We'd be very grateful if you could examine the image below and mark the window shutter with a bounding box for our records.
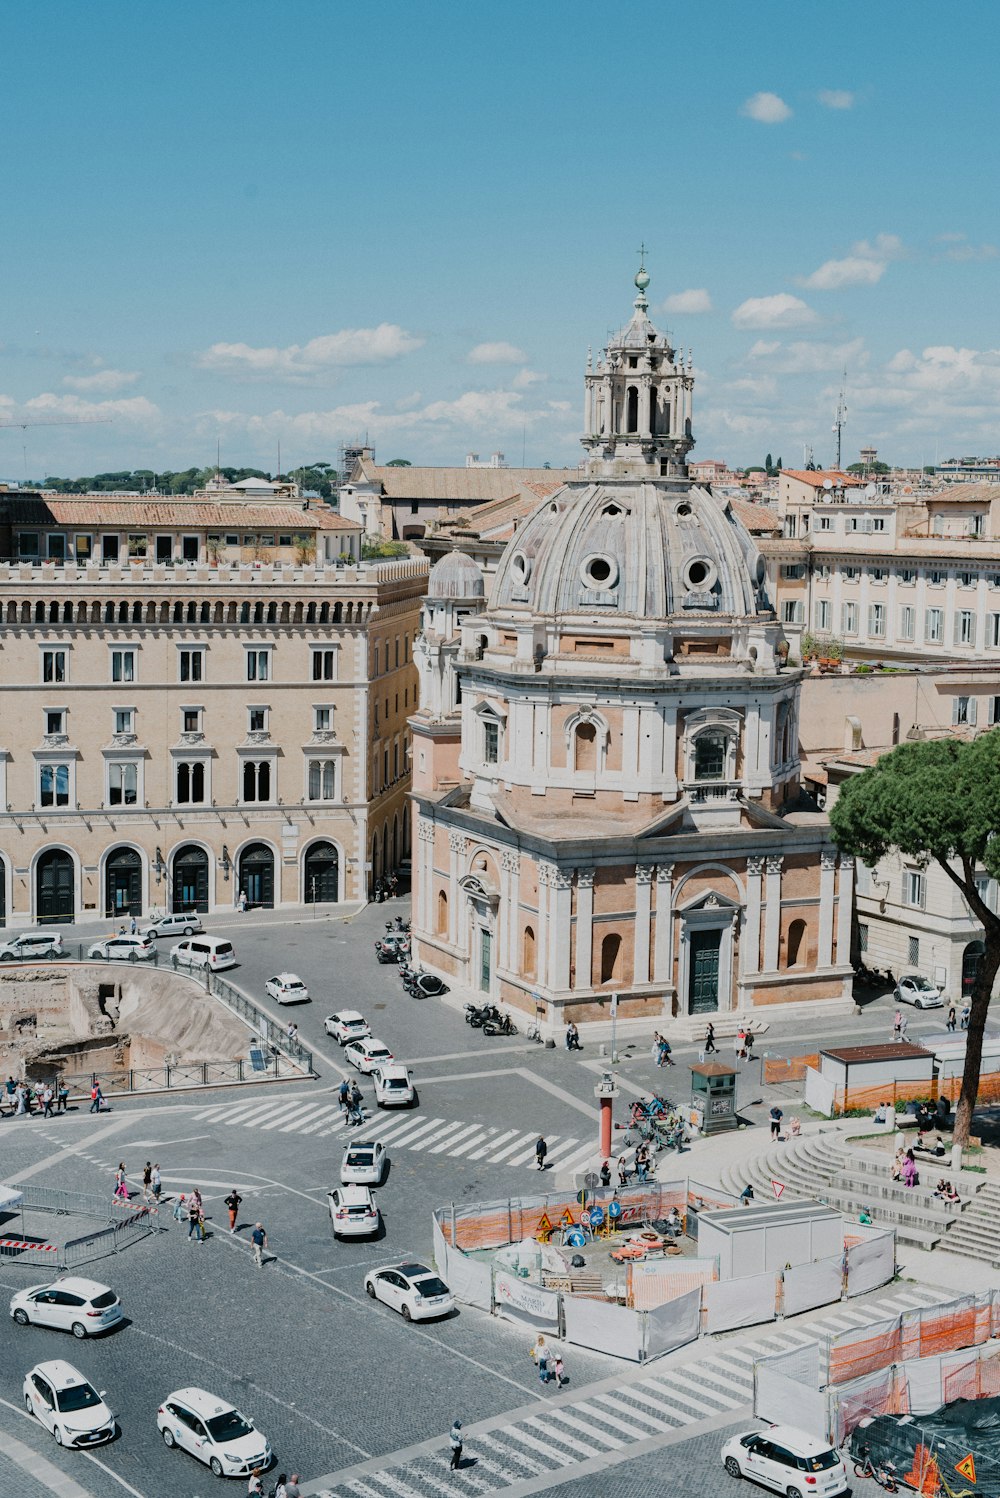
[968,698,978,726]
[952,698,960,726]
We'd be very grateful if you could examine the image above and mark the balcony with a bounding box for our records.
[687,780,742,804]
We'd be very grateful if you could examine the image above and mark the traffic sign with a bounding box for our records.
[590,1205,605,1226]
[771,1180,785,1199]
[583,1172,600,1190]
[955,1454,976,1483]
[608,1198,622,1219]
[581,1209,593,1227]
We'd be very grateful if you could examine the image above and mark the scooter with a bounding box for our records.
[466,1002,498,1027]
[483,1012,518,1037]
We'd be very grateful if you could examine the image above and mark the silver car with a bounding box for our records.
[894,973,944,1008]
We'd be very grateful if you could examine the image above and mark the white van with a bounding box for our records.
[169,937,237,972]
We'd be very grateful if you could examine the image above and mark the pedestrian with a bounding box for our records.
[535,1135,547,1171]
[892,1010,903,1041]
[142,1161,153,1203]
[151,1163,162,1203]
[618,1155,630,1188]
[188,1196,201,1241]
[599,1159,611,1188]
[704,1022,717,1055]
[531,1335,549,1382]
[16,1083,27,1116]
[740,1182,755,1205]
[651,1031,662,1066]
[449,1419,463,1470]
[247,1472,264,1496]
[286,1021,298,1044]
[113,1163,128,1200]
[553,1355,566,1390]
[130,915,138,935]
[898,1014,908,1041]
[285,1479,301,1498]
[565,1022,581,1051]
[251,1221,267,1267]
[961,1003,971,1030]
[173,1192,187,1224]
[744,1028,755,1057]
[57,1079,69,1114]
[338,1078,350,1114]
[272,1475,288,1498]
[238,889,248,914]
[736,1026,747,1060]
[41,1083,54,1118]
[225,1188,243,1234]
[197,1203,207,1240]
[89,1081,103,1114]
[769,1104,783,1140]
[349,1082,364,1126]
[659,1037,675,1067]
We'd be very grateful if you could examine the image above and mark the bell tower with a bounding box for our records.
[582,257,695,480]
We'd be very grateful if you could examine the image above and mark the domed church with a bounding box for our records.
[409,268,853,1034]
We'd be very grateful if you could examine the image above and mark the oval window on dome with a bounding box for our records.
[684,557,717,592]
[511,551,531,585]
[675,502,693,518]
[581,553,619,591]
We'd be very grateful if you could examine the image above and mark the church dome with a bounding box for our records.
[489,481,769,621]
[427,549,485,601]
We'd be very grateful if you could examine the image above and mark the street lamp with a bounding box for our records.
[218,844,231,882]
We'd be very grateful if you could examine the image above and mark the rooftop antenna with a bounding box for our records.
[832,370,847,470]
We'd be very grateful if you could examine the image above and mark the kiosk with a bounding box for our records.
[689,1059,738,1135]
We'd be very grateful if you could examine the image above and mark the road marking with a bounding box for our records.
[428,1123,483,1154]
[262,1099,330,1131]
[446,1128,495,1156]
[6,1114,135,1184]
[492,1132,546,1165]
[409,1120,470,1153]
[370,1116,446,1148]
[467,1128,518,1159]
[298,1106,342,1134]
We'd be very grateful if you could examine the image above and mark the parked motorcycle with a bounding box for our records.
[483,1013,518,1037]
[466,1002,498,1027]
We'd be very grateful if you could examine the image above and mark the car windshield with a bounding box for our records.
[57,1383,102,1413]
[287,981,305,990]
[90,1291,117,1309]
[910,977,934,991]
[386,1078,406,1087]
[346,1152,373,1166]
[801,1451,840,1471]
[215,943,233,956]
[412,1276,449,1297]
[371,1046,391,1057]
[206,1409,253,1443]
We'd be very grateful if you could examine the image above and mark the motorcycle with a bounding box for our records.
[466,1002,498,1027]
[483,1013,518,1037]
[375,942,401,964]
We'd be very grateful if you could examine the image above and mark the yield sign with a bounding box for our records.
[955,1454,976,1483]
[771,1180,785,1199]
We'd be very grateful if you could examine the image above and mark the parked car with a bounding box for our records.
[364,1261,455,1322]
[371,1064,415,1108]
[264,973,310,1005]
[23,1360,116,1447]
[894,973,945,1009]
[0,931,64,962]
[157,1386,271,1478]
[87,934,156,963]
[324,1010,371,1045]
[170,936,237,972]
[721,1425,847,1496]
[10,1277,122,1339]
[141,912,204,939]
[344,1038,393,1074]
[340,1139,387,1186]
[328,1185,380,1237]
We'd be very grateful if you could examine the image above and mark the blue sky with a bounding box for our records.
[2,0,999,481]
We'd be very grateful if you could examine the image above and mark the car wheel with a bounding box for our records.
[183,925,194,936]
[210,1456,224,1477]
[24,1392,33,1414]
[71,1321,87,1339]
[366,1281,376,1298]
[53,1426,64,1446]
[724,1457,742,1479]
[12,1308,28,1326]
[786,1488,803,1498]
[402,1304,412,1321]
[161,1427,175,1448]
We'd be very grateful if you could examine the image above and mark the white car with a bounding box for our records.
[265,973,310,1005]
[328,1184,380,1237]
[340,1139,387,1185]
[324,1010,371,1045]
[721,1426,847,1497]
[141,912,204,939]
[157,1386,271,1479]
[371,1064,415,1108]
[0,930,65,962]
[344,1037,393,1074]
[87,934,156,962]
[170,936,237,972]
[894,973,945,1009]
[11,1277,122,1338]
[23,1360,116,1448]
[364,1261,455,1322]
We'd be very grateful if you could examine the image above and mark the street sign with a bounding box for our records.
[608,1198,622,1220]
[590,1205,605,1227]
[583,1172,599,1190]
[581,1209,593,1227]
[955,1455,976,1483]
[609,995,618,1016]
[771,1179,785,1199]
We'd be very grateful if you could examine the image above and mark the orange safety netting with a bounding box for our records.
[764,1054,819,1084]
[829,1323,904,1384]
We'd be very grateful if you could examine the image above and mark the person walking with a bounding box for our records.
[535,1135,548,1171]
[237,889,248,914]
[57,1079,69,1114]
[553,1355,566,1390]
[225,1188,243,1234]
[658,1037,675,1067]
[130,915,138,935]
[142,1161,153,1203]
[247,1472,264,1496]
[744,1028,755,1058]
[89,1081,104,1114]
[113,1163,128,1201]
[892,1010,903,1041]
[285,1479,301,1498]
[173,1192,187,1224]
[272,1475,288,1498]
[197,1202,207,1241]
[251,1221,267,1267]
[961,1003,971,1030]
[704,1022,717,1055]
[338,1078,350,1115]
[531,1335,549,1382]
[188,1196,202,1242]
[769,1104,783,1141]
[449,1419,463,1471]
[41,1083,54,1118]
[946,1005,957,1032]
[736,1026,747,1060]
[151,1163,162,1204]
[898,1014,909,1042]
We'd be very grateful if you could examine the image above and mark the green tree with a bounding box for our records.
[829,733,1000,1148]
[386,458,412,467]
[765,452,773,472]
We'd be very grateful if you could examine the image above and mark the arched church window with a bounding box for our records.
[694,733,727,781]
[522,925,536,980]
[600,932,622,984]
[626,387,639,433]
[437,889,448,936]
[786,918,807,968]
[574,722,598,773]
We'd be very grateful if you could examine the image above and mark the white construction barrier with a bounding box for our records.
[704,1270,778,1333]
[493,1270,560,1333]
[644,1287,702,1361]
[783,1257,843,1317]
[562,1293,645,1362]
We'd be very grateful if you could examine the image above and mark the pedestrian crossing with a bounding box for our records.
[190,1096,599,1174]
[305,1283,942,1497]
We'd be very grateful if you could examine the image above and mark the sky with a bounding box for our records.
[2,1,999,483]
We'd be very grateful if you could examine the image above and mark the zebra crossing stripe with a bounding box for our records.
[409,1120,470,1154]
[504,1136,560,1168]
[488,1132,539,1164]
[664,1370,744,1410]
[502,1422,579,1466]
[540,1136,586,1164]
[261,1100,326,1131]
[446,1129,494,1157]
[223,1099,288,1128]
[540,1407,625,1449]
[520,1414,609,1459]
[299,1108,342,1135]
[467,1128,518,1159]
[373,1116,447,1149]
[570,1398,656,1440]
[474,1432,544,1475]
[427,1123,482,1154]
[593,1392,674,1431]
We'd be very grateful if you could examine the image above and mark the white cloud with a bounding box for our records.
[196,323,423,378]
[199,386,554,444]
[62,368,141,393]
[741,91,792,124]
[800,233,905,290]
[662,288,713,315]
[748,336,866,375]
[818,89,854,110]
[732,294,818,330]
[18,391,159,423]
[467,341,526,365]
[512,368,546,388]
[945,242,999,263]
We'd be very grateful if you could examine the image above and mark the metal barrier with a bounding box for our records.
[0,1183,158,1269]
[209,972,314,1073]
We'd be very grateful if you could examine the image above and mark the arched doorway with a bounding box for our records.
[105,847,142,919]
[304,842,339,904]
[962,940,985,998]
[172,845,209,913]
[239,843,274,910]
[37,849,74,925]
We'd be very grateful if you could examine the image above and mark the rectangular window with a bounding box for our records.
[278,534,292,547]
[181,535,200,563]
[248,707,267,732]
[483,720,500,764]
[178,648,204,682]
[908,935,920,966]
[925,608,943,643]
[956,610,976,647]
[42,649,67,683]
[314,706,332,732]
[127,533,148,558]
[988,614,1000,648]
[904,870,926,909]
[47,533,66,560]
[780,564,804,580]
[102,534,120,562]
[246,649,270,682]
[114,709,134,735]
[858,922,869,954]
[928,570,946,586]
[39,762,70,808]
[817,515,833,531]
[869,603,886,638]
[953,695,977,727]
[18,532,40,558]
[898,569,916,584]
[182,708,202,733]
[815,600,831,631]
[311,649,336,681]
[782,600,804,624]
[899,606,915,641]
[108,762,138,806]
[856,862,872,896]
[842,602,858,635]
[74,534,92,561]
[869,567,887,583]
[307,759,336,800]
[872,516,886,532]
[156,534,174,563]
[45,710,64,735]
[842,566,860,581]
[225,534,239,547]
[958,571,976,588]
[111,648,135,683]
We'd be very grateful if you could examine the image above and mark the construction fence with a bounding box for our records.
[805,1065,1000,1119]
[0,1183,158,1269]
[755,1290,1000,1447]
[432,1190,895,1364]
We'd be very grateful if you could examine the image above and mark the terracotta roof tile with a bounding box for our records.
[1,497,359,531]
[352,458,575,503]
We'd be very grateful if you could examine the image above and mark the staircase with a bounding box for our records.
[936,1177,1000,1266]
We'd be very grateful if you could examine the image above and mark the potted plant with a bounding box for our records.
[206,536,225,567]
[294,534,317,566]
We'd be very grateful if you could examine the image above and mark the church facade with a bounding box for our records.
[409,269,854,1035]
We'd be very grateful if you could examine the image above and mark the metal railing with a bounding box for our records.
[0,1183,157,1269]
[209,971,314,1072]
